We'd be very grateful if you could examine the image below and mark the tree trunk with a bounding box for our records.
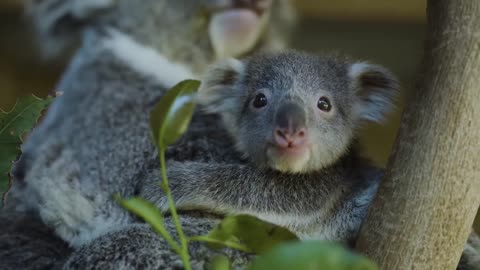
[356,1,480,269]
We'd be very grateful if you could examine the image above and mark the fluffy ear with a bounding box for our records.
[348,62,399,123]
[197,58,247,133]
[198,58,246,113]
[25,0,115,58]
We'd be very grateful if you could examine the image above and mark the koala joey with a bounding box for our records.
[141,51,480,270]
[141,50,398,244]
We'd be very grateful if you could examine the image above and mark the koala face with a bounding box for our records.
[109,0,294,58]
[27,0,294,59]
[199,51,398,173]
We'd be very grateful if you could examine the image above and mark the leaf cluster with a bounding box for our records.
[0,95,52,206]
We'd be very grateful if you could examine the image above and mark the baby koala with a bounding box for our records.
[141,50,398,245]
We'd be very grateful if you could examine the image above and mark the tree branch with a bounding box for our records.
[356,0,480,269]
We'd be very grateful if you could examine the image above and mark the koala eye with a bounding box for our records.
[252,93,268,108]
[317,96,332,112]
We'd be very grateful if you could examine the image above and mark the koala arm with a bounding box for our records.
[139,160,339,218]
[139,160,385,242]
[141,161,258,214]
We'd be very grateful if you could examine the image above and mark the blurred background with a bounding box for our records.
[0,0,478,230]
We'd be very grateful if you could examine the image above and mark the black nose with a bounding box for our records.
[275,102,306,133]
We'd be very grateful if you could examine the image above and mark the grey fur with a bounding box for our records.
[0,210,71,270]
[459,231,480,270]
[63,214,253,270]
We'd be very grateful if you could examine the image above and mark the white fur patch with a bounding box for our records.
[102,28,196,88]
[26,145,133,248]
[197,58,245,106]
[348,62,371,80]
[267,148,311,173]
[348,61,397,123]
[227,58,246,74]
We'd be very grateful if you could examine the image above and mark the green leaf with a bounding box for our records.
[248,241,378,270]
[203,214,299,254]
[0,95,53,204]
[207,255,231,270]
[190,235,251,253]
[117,196,181,253]
[116,196,166,235]
[150,79,200,149]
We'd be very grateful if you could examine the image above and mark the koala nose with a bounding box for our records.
[273,102,307,148]
[274,127,307,148]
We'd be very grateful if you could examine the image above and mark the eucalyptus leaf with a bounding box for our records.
[0,95,52,205]
[150,79,200,149]
[207,255,231,270]
[190,235,251,253]
[248,241,378,270]
[205,214,298,254]
[116,196,168,237]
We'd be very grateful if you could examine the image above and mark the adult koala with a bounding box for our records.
[1,0,296,269]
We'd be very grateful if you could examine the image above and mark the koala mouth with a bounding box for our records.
[211,0,272,16]
[266,144,311,173]
[208,1,272,58]
[230,0,272,16]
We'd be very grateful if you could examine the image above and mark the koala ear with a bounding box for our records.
[197,58,246,115]
[348,62,399,123]
[26,0,115,58]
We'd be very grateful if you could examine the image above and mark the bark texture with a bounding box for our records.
[356,0,480,269]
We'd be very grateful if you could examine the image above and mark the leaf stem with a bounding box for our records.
[160,148,191,270]
[114,194,181,254]
[151,223,182,255]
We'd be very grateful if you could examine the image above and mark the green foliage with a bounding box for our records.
[207,255,231,270]
[0,95,52,205]
[248,241,378,270]
[125,79,201,270]
[195,214,298,254]
[116,196,180,253]
[150,79,200,149]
